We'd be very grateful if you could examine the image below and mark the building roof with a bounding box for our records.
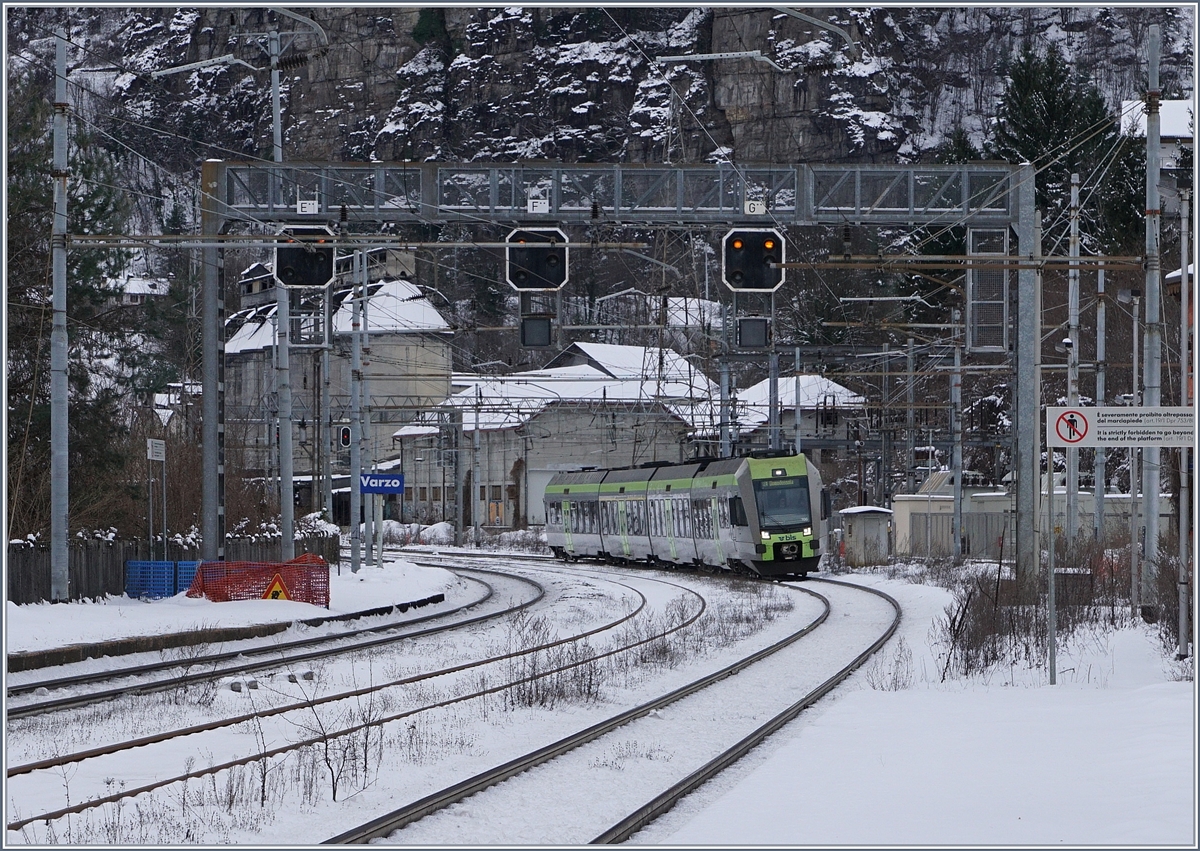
[393,344,720,439]
[226,278,449,355]
[840,505,893,515]
[1121,99,1194,140]
[734,373,865,434]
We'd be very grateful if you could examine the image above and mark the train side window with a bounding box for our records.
[821,488,831,521]
[729,496,748,526]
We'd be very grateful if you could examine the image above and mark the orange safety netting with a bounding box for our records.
[185,552,330,608]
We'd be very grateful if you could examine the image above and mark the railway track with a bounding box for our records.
[5,562,698,836]
[323,575,899,846]
[6,567,538,718]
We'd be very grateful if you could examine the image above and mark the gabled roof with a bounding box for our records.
[394,345,720,439]
[544,341,704,384]
[226,278,448,355]
[734,374,865,434]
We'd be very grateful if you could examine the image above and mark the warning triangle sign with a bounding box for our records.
[262,574,291,601]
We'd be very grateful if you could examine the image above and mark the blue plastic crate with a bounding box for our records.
[176,561,200,593]
[125,560,176,599]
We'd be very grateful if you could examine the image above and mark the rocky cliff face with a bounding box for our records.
[9,6,1192,172]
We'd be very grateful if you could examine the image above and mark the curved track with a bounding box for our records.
[6,567,534,718]
[5,562,697,835]
[324,573,897,846]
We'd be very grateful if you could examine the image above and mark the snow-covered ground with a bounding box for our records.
[4,559,461,654]
[4,553,1195,846]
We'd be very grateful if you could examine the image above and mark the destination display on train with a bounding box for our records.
[1046,406,1195,447]
[758,478,800,488]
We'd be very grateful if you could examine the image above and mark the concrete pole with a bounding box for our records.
[362,262,374,567]
[349,252,363,572]
[952,313,963,562]
[276,287,295,560]
[1066,173,1080,541]
[201,167,224,561]
[907,337,916,492]
[268,29,295,560]
[1131,294,1141,613]
[473,386,482,547]
[768,350,780,450]
[50,30,70,600]
[1015,167,1041,591]
[720,359,731,458]
[1179,187,1191,659]
[1094,262,1107,540]
[1141,25,1163,617]
[321,284,333,519]
[794,347,802,456]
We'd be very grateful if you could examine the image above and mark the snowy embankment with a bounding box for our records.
[637,572,1196,847]
[3,557,1194,845]
[3,557,460,655]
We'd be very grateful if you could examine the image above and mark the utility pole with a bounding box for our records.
[473,386,482,547]
[907,337,916,492]
[1015,168,1041,593]
[952,312,963,562]
[1066,173,1081,541]
[1178,182,1191,659]
[1141,24,1163,619]
[50,30,70,600]
[794,347,802,456]
[350,251,363,573]
[1094,262,1108,540]
[768,349,780,450]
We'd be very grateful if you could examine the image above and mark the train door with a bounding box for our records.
[709,496,725,565]
[562,501,575,555]
[617,500,631,557]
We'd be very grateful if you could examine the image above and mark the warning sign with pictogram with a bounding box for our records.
[1052,409,1089,445]
[262,574,291,601]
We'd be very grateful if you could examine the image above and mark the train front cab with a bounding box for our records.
[739,454,825,578]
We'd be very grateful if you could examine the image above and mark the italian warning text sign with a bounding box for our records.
[1046,406,1195,447]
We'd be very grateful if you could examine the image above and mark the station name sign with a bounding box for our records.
[1046,406,1195,447]
[360,473,405,494]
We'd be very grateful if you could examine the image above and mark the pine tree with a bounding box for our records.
[6,65,148,537]
[989,43,1143,254]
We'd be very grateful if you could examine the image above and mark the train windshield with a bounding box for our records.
[753,477,812,530]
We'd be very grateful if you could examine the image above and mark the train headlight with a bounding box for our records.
[802,526,812,537]
[760,531,771,540]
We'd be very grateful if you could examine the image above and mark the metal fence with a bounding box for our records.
[908,513,1016,561]
[6,536,340,605]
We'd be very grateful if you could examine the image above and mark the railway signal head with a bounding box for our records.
[722,228,785,292]
[339,425,352,448]
[274,226,336,289]
[506,228,569,291]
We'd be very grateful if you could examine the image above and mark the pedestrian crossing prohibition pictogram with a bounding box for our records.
[1054,409,1089,444]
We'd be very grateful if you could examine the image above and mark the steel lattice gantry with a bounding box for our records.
[211,160,1019,226]
[201,160,1040,583]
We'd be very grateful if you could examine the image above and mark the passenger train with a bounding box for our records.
[543,452,829,578]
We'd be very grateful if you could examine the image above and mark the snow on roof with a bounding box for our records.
[1165,264,1194,283]
[734,374,865,433]
[119,275,171,296]
[393,353,719,439]
[226,278,448,355]
[547,341,703,384]
[1121,99,1194,139]
[331,278,450,335]
[840,505,893,515]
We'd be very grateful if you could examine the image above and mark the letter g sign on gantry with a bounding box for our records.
[722,228,785,292]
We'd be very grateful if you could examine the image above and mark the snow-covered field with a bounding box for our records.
[3,552,1195,846]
